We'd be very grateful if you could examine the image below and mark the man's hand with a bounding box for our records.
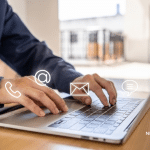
[0,76,68,117]
[72,74,117,106]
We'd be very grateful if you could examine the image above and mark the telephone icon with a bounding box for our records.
[5,82,21,98]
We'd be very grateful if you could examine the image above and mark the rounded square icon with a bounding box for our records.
[34,70,51,86]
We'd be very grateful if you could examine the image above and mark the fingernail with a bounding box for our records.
[63,105,68,112]
[106,103,110,107]
[40,110,45,116]
[55,108,59,114]
[113,99,116,105]
[106,101,110,107]
[85,99,90,105]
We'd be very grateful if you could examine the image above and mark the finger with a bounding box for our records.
[71,83,92,105]
[93,74,117,105]
[111,82,117,98]
[20,96,45,117]
[111,82,117,104]
[24,87,59,114]
[90,81,109,106]
[72,88,92,105]
[75,96,92,105]
[34,101,45,107]
[25,76,68,112]
[45,89,68,112]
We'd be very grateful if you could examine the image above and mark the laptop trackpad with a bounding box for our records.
[0,98,85,128]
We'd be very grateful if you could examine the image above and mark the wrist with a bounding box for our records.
[0,77,4,108]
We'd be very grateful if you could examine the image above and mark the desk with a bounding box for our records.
[0,103,150,150]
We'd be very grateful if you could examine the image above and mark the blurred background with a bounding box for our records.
[0,0,150,81]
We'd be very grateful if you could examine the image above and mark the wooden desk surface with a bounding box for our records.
[0,105,150,150]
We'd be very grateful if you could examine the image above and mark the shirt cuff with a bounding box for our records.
[0,77,4,108]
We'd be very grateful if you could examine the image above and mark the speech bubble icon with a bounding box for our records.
[122,80,138,96]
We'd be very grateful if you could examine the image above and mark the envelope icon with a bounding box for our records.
[70,82,89,96]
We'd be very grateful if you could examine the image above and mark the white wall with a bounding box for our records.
[8,0,27,24]
[60,15,124,32]
[124,0,150,63]
[8,0,60,56]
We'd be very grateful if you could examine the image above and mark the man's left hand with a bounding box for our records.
[72,74,117,106]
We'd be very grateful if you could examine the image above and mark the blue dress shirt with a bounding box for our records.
[0,0,82,108]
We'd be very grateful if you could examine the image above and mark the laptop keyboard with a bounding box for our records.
[48,98,142,135]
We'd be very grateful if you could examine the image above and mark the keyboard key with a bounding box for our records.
[50,120,67,126]
[86,110,95,114]
[70,112,81,116]
[109,116,121,121]
[114,112,123,116]
[128,102,136,105]
[65,115,75,118]
[105,130,114,135]
[91,120,103,125]
[71,118,81,122]
[79,120,91,124]
[113,123,120,127]
[95,117,107,122]
[104,120,116,125]
[126,105,134,109]
[90,107,99,111]
[94,110,105,114]
[116,104,125,107]
[102,107,110,111]
[88,114,100,119]
[100,114,110,118]
[54,120,65,124]
[104,111,114,115]
[70,123,86,130]
[122,114,129,118]
[81,127,94,132]
[125,112,131,115]
[61,117,72,121]
[117,101,126,104]
[58,120,67,124]
[116,120,123,124]
[77,106,91,113]
[127,110,133,113]
[59,118,80,129]
[86,123,99,128]
[101,124,112,128]
[83,117,95,121]
[120,108,129,111]
[134,104,139,106]
[116,110,126,114]
[121,106,129,109]
[76,115,86,119]
[109,126,117,131]
[94,127,108,134]
[83,110,93,116]
[119,117,126,121]
[48,123,61,128]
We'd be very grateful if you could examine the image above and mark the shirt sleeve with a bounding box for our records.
[0,77,4,108]
[0,1,83,93]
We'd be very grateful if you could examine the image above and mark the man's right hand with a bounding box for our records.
[0,76,68,117]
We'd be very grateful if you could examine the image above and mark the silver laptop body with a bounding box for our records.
[0,79,150,144]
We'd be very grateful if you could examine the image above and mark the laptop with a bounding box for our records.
[0,79,150,144]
